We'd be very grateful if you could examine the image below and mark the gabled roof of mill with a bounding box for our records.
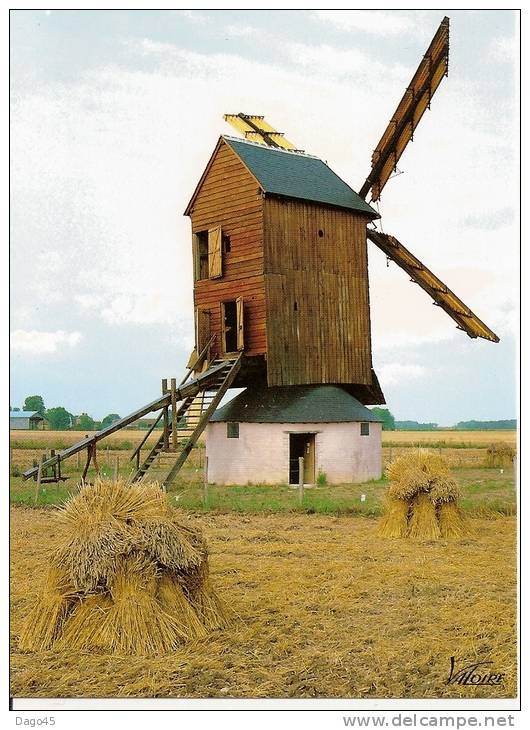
[184,136,380,218]
[210,385,383,424]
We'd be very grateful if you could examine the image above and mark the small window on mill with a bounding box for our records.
[360,422,370,436]
[227,422,239,439]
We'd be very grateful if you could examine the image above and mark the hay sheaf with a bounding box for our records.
[380,451,468,540]
[20,478,230,655]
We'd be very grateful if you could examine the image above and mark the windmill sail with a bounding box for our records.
[367,229,499,343]
[360,17,450,202]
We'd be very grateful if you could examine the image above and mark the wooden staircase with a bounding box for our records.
[131,355,241,488]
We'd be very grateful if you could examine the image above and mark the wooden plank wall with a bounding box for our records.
[190,140,266,356]
[263,197,373,386]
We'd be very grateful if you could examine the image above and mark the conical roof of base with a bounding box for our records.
[210,385,383,424]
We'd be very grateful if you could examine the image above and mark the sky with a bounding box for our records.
[9,9,519,425]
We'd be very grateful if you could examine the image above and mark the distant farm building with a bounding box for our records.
[206,385,383,486]
[10,411,47,431]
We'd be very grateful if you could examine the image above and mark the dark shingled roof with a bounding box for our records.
[210,385,383,424]
[223,137,379,218]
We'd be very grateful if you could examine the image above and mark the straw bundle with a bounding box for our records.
[18,566,77,652]
[377,497,409,538]
[20,478,230,655]
[407,493,440,540]
[379,450,468,540]
[485,443,516,468]
[438,501,467,538]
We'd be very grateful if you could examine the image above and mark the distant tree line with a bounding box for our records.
[455,419,517,430]
[10,395,121,431]
[395,420,439,431]
[367,409,516,432]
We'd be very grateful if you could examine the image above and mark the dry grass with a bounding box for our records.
[11,507,516,699]
[383,431,516,447]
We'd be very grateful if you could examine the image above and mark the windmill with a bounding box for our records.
[23,16,498,489]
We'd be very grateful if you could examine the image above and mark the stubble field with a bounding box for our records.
[10,507,516,699]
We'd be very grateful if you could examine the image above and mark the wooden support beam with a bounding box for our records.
[92,443,100,475]
[163,406,169,452]
[34,455,44,505]
[81,445,94,482]
[171,378,177,452]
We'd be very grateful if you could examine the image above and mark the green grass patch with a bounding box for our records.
[10,459,516,519]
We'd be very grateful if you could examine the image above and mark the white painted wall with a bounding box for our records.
[206,421,382,485]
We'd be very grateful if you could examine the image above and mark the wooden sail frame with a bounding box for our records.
[367,229,499,342]
[224,113,300,151]
[360,17,450,202]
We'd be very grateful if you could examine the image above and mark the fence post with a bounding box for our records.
[298,457,304,506]
[203,456,209,509]
[171,378,177,452]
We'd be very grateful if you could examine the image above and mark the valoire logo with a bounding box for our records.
[447,656,505,686]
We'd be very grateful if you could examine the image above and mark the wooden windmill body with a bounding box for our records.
[185,136,384,403]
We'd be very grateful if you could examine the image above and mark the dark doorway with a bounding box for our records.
[221,300,238,353]
[289,433,316,485]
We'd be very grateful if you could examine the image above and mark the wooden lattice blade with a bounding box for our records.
[359,16,450,201]
[367,229,499,343]
[224,113,298,150]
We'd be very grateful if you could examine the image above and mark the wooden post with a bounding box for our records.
[81,445,94,482]
[298,456,304,505]
[203,456,209,508]
[34,455,44,505]
[114,455,119,481]
[171,377,177,452]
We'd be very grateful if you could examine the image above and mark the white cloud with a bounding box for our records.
[11,330,82,355]
[176,10,210,25]
[312,10,416,36]
[378,363,427,387]
[223,24,258,38]
[288,42,406,81]
[490,36,516,63]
